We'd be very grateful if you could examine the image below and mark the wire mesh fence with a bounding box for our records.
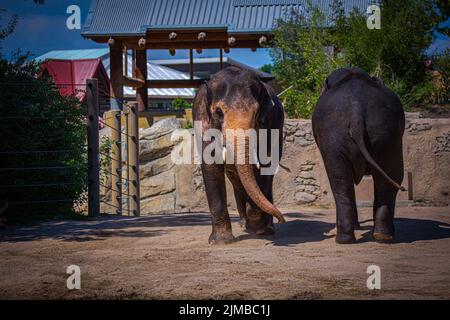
[0,78,140,221]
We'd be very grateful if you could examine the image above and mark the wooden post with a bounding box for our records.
[408,171,413,201]
[219,48,223,70]
[87,79,100,217]
[109,40,123,214]
[189,49,194,80]
[127,102,140,216]
[136,49,148,111]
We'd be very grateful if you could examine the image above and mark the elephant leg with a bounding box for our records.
[202,164,234,244]
[245,171,274,235]
[322,153,358,244]
[371,161,403,242]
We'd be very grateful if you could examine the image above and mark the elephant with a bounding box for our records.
[193,67,286,244]
[312,67,406,244]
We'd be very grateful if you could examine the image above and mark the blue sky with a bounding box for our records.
[0,0,272,68]
[1,0,448,67]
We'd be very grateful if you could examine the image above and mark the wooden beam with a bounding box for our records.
[189,49,194,80]
[146,79,203,88]
[123,76,145,88]
[109,40,123,110]
[136,49,148,111]
[92,36,267,49]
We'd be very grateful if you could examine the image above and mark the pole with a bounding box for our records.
[87,79,100,217]
[111,109,122,214]
[136,49,148,111]
[189,49,194,80]
[127,102,140,216]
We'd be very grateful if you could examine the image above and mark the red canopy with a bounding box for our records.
[41,59,109,102]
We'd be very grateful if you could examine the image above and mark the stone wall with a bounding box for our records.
[113,115,450,215]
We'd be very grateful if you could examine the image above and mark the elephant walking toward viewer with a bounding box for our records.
[193,67,285,244]
[312,68,406,244]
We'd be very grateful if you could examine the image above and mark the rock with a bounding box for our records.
[299,171,315,180]
[300,165,314,171]
[140,154,174,178]
[141,170,175,198]
[303,185,318,193]
[140,118,180,140]
[140,132,177,162]
[295,192,317,204]
[175,164,195,209]
[434,131,450,155]
[141,193,175,214]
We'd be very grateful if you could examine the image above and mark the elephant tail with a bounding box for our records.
[350,101,406,192]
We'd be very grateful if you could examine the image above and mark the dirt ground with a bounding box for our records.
[0,206,449,300]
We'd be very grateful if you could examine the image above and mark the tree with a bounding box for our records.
[271,2,347,118]
[0,12,87,222]
[259,64,274,74]
[272,0,449,118]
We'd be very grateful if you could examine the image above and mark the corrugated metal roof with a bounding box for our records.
[36,49,196,98]
[35,49,110,61]
[82,0,374,36]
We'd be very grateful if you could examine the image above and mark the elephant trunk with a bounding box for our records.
[233,134,286,224]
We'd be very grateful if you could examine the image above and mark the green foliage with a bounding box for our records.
[99,135,113,185]
[272,1,347,118]
[259,64,274,74]
[172,98,193,110]
[0,52,87,222]
[432,49,450,104]
[272,0,449,118]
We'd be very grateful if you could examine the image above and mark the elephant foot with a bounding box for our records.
[335,232,356,244]
[372,231,394,242]
[208,231,235,245]
[373,218,394,243]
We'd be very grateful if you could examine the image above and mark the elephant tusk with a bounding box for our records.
[222,147,227,164]
[252,149,260,170]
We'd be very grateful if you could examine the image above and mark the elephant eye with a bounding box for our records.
[215,107,224,119]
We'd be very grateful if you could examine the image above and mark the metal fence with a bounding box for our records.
[0,78,141,220]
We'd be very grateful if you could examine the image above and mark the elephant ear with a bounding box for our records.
[257,82,276,127]
[193,82,212,125]
[321,78,330,95]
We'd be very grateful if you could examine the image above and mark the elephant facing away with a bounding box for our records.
[193,67,285,244]
[312,68,406,244]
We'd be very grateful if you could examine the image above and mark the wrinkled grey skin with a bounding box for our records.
[312,68,406,244]
[193,67,285,244]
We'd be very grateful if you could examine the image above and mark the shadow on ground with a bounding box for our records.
[1,211,449,245]
[0,213,212,243]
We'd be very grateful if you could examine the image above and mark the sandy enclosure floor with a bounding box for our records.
[0,206,449,300]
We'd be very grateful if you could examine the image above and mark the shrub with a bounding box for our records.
[172,98,193,110]
[0,53,87,222]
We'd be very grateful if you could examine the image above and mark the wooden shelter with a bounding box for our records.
[82,0,372,111]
